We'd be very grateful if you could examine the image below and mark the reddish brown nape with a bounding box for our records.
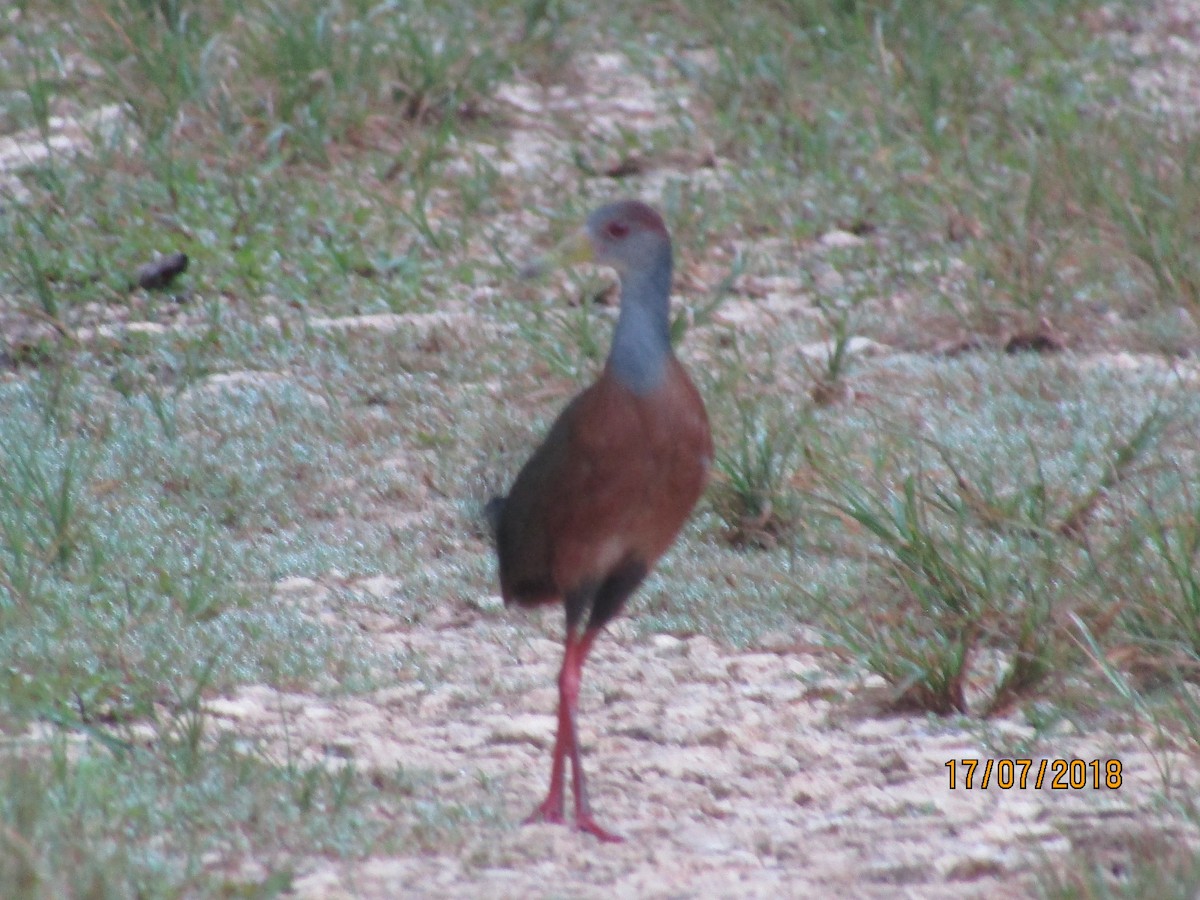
[617,199,669,236]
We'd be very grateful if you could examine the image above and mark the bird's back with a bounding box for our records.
[495,357,711,609]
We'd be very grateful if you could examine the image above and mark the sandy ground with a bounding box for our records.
[202,580,1198,898]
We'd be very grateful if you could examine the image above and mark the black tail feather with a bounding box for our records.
[484,495,506,541]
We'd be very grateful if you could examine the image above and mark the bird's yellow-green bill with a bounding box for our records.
[519,228,593,279]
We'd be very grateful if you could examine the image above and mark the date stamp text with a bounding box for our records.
[945,758,1123,790]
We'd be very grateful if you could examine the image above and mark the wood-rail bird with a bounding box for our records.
[488,200,712,842]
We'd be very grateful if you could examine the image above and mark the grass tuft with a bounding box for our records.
[711,396,808,550]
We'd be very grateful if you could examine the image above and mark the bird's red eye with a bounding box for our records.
[605,221,630,239]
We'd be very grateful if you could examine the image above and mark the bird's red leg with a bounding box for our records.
[525,628,623,842]
[565,628,623,843]
[524,630,585,826]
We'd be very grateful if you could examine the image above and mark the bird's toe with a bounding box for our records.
[576,815,625,843]
[523,797,567,826]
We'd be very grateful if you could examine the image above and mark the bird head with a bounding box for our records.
[521,200,671,280]
[584,200,672,276]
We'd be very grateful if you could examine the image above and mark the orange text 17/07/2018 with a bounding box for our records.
[944,758,1122,790]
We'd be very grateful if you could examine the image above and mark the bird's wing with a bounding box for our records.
[497,378,647,601]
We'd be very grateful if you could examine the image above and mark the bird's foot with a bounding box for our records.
[524,802,624,842]
[523,796,566,826]
[575,815,624,844]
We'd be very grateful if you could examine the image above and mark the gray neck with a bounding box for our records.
[608,261,673,395]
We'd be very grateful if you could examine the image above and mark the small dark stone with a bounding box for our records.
[134,251,189,291]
